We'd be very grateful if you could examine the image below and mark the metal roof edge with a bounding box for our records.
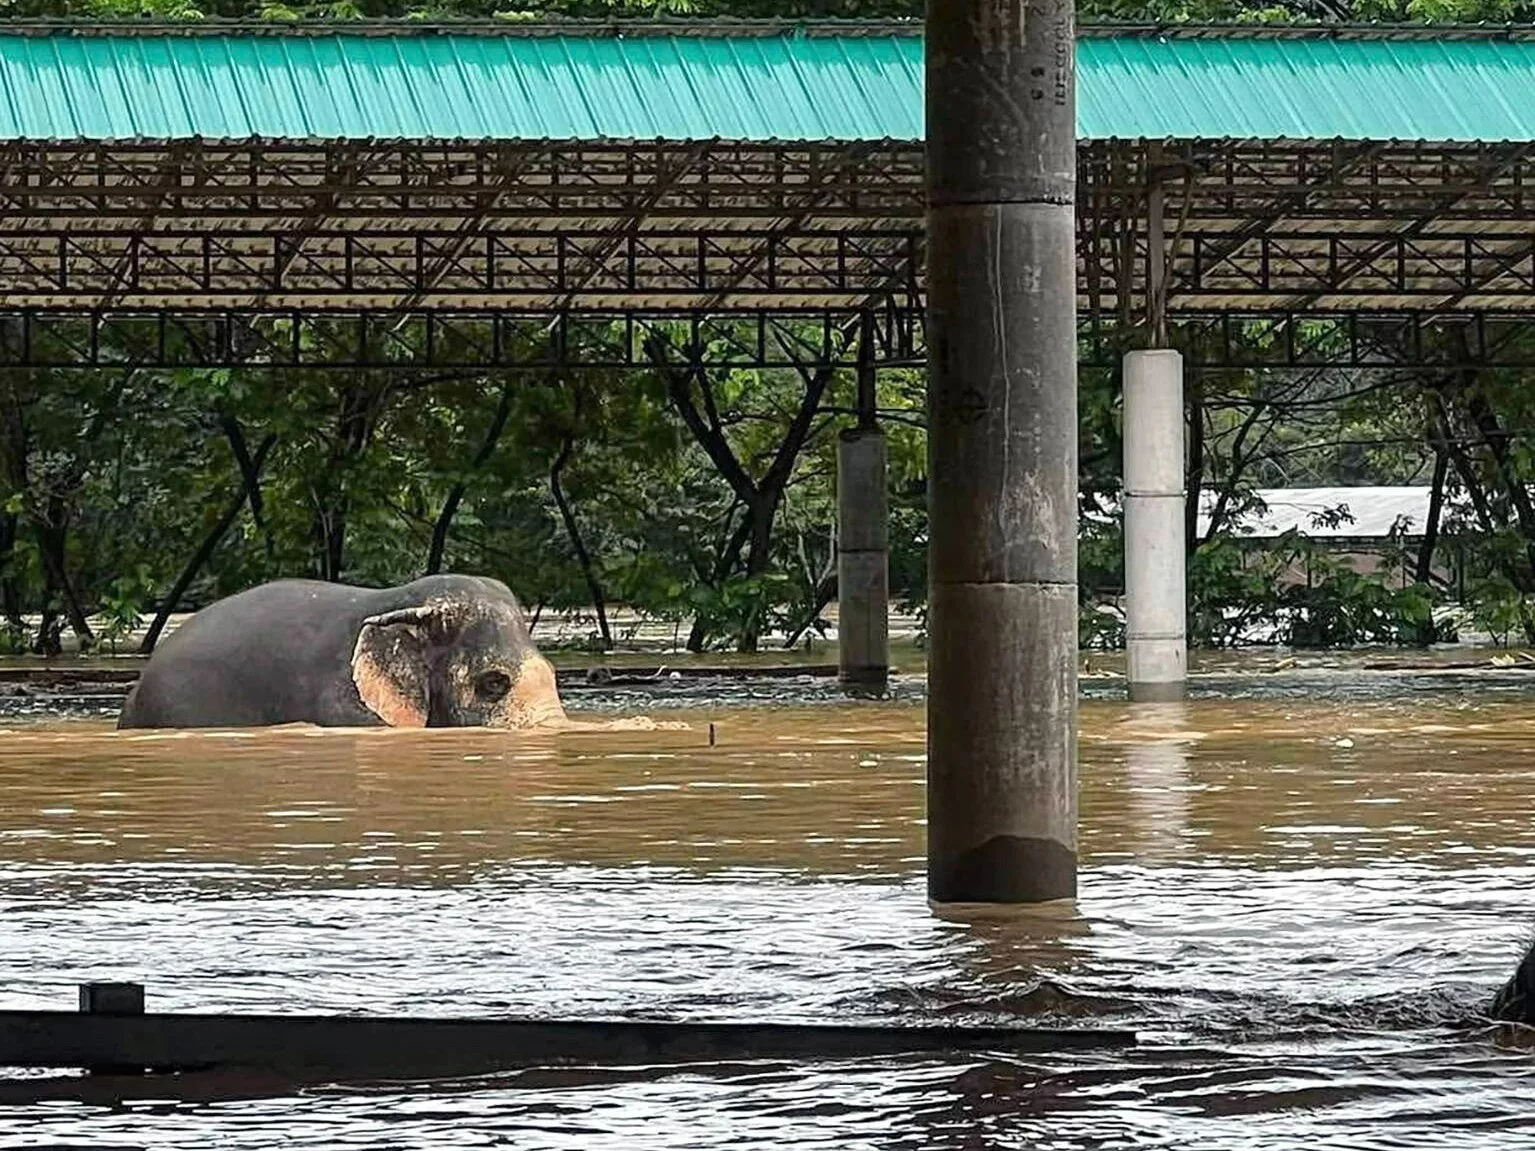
[1078,21,1535,40]
[0,18,1532,42]
[0,17,925,38]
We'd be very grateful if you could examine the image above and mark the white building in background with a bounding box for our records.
[1195,486,1444,543]
[1087,485,1472,589]
[1192,486,1470,592]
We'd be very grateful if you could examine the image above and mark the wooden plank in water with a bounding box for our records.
[0,1009,1136,1080]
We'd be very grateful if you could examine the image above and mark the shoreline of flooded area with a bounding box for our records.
[3,689,1535,1146]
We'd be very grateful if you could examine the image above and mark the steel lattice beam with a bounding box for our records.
[0,141,928,221]
[1175,231,1535,303]
[13,221,1535,312]
[0,228,924,309]
[1081,312,1535,371]
[0,307,928,371]
[0,139,1530,354]
[0,307,1529,372]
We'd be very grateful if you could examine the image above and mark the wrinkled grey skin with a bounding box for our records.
[118,575,567,730]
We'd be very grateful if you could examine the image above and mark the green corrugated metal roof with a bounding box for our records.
[1078,35,1535,142]
[0,28,1531,143]
[0,32,924,141]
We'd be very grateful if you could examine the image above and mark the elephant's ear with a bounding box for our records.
[350,606,438,728]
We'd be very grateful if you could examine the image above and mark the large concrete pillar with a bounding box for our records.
[838,427,890,693]
[1123,349,1187,701]
[926,0,1079,904]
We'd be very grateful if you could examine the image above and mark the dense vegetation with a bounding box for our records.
[3,0,1534,655]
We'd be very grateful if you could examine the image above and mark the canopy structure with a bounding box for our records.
[0,20,1531,370]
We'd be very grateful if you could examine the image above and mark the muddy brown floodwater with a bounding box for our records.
[4,686,1535,1148]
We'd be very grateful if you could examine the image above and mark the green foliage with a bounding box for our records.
[1182,536,1455,649]
[1282,554,1442,648]
[0,311,1505,659]
[1465,574,1532,646]
[1187,536,1284,648]
[97,567,155,653]
[1080,603,1125,650]
[682,573,793,650]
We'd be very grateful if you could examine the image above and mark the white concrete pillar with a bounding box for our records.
[1123,349,1187,702]
[837,427,889,693]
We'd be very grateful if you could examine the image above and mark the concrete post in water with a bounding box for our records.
[839,320,890,693]
[79,983,145,1015]
[1123,349,1187,701]
[79,982,146,1074]
[926,0,1079,904]
[838,430,889,693]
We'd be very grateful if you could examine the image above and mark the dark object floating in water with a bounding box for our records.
[1491,938,1535,1025]
[0,983,1136,1088]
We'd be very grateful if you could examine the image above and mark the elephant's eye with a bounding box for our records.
[475,671,512,701]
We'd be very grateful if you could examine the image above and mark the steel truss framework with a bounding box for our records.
[2,306,1529,374]
[0,135,1533,369]
[0,308,925,372]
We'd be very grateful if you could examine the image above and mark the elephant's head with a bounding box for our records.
[348,585,565,729]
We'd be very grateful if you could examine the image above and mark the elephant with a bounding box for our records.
[117,574,661,732]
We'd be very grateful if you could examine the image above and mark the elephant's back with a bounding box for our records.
[120,581,384,728]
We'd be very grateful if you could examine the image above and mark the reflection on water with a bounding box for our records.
[1118,702,1196,862]
[3,693,1535,1146]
